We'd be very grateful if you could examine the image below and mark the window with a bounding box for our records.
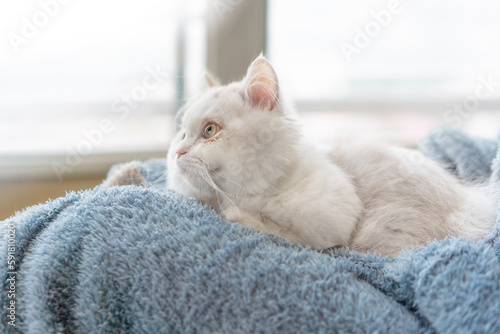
[268,0,500,109]
[0,0,206,179]
[3,0,499,179]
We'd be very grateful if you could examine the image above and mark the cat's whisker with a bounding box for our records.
[206,174,235,208]
[200,168,223,208]
[148,174,167,188]
[198,158,251,197]
[199,167,237,210]
[196,166,222,207]
[201,170,226,208]
[211,170,250,197]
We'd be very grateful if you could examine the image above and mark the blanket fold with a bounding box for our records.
[1,127,499,333]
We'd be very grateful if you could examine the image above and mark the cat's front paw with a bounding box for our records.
[222,206,245,223]
[222,207,269,233]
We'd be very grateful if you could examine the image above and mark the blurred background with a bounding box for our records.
[1,0,500,219]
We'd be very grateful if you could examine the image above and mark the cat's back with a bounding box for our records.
[326,136,467,256]
[326,135,449,188]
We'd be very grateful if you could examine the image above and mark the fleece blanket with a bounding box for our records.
[1,127,500,333]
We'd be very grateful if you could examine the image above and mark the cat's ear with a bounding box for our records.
[204,71,220,88]
[241,54,279,110]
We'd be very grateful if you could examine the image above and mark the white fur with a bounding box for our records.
[166,55,496,257]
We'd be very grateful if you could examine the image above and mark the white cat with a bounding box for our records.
[109,55,497,257]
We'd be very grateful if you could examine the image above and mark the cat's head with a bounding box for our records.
[167,55,301,203]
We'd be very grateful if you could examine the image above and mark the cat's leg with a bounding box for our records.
[102,161,147,187]
[222,206,276,235]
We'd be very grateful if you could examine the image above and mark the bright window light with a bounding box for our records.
[0,0,206,157]
[268,0,500,109]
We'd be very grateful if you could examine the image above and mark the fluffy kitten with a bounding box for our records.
[115,55,497,257]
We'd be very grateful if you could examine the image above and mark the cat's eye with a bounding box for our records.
[203,123,220,139]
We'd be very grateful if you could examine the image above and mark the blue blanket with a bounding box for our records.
[1,127,500,333]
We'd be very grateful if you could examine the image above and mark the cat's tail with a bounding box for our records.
[484,146,500,243]
[102,161,147,188]
[489,144,500,189]
[453,148,500,243]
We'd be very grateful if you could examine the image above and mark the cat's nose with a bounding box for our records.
[176,150,187,159]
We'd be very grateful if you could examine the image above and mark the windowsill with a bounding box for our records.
[0,112,173,181]
[0,151,167,182]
